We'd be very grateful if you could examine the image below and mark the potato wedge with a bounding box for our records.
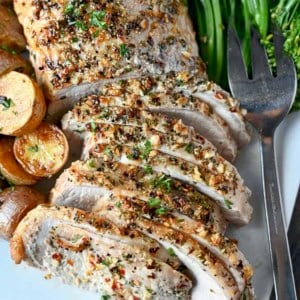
[14,123,69,177]
[0,71,46,136]
[0,186,45,239]
[0,49,33,76]
[0,138,38,185]
[0,5,26,52]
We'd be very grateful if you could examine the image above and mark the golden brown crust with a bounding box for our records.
[0,49,33,76]
[0,5,26,52]
[14,123,69,177]
[0,71,46,136]
[0,186,45,239]
[10,233,25,264]
[0,138,38,185]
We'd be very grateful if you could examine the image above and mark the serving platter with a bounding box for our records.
[1,111,299,300]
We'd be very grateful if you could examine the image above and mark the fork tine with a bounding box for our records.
[227,27,248,84]
[273,27,297,76]
[250,28,272,78]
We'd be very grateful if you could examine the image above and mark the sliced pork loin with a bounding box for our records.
[62,90,238,161]
[90,196,252,300]
[10,205,191,299]
[94,194,254,297]
[82,141,252,225]
[50,160,226,233]
[14,0,205,119]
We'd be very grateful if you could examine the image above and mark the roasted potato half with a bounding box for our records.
[0,49,33,76]
[0,71,46,136]
[0,186,45,239]
[14,123,69,177]
[0,138,38,185]
[0,5,26,52]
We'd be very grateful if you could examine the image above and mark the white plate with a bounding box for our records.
[1,112,300,300]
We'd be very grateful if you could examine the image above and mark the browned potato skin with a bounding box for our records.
[0,5,26,52]
[0,49,33,76]
[0,71,46,136]
[14,123,69,177]
[0,138,38,185]
[0,186,45,239]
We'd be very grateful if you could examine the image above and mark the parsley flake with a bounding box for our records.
[0,96,14,111]
[224,199,233,209]
[119,44,129,57]
[90,11,107,29]
[147,197,161,208]
[28,145,39,153]
[167,247,176,257]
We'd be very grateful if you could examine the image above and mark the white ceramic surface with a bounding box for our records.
[1,112,299,300]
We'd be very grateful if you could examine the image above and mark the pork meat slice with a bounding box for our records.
[77,121,250,214]
[90,196,250,300]
[50,160,226,233]
[93,194,254,297]
[83,142,252,225]
[62,89,238,161]
[14,0,205,119]
[10,205,191,299]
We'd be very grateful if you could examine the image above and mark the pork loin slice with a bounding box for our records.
[10,205,191,299]
[63,91,237,161]
[84,143,252,224]
[91,198,245,300]
[79,122,249,209]
[95,194,254,296]
[51,160,225,233]
[14,0,205,119]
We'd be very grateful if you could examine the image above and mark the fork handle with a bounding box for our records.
[260,135,297,300]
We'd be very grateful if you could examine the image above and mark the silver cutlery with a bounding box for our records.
[227,27,298,300]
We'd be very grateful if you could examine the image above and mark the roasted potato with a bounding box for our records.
[0,49,33,76]
[0,5,26,52]
[0,186,45,239]
[14,123,69,177]
[0,137,38,185]
[0,71,46,136]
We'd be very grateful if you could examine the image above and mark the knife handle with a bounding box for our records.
[260,135,297,300]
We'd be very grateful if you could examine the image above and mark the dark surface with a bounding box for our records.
[271,186,300,299]
[288,186,300,298]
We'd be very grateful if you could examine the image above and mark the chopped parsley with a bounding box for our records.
[184,143,194,153]
[90,119,96,132]
[88,159,96,168]
[90,11,107,29]
[0,96,14,111]
[155,206,168,215]
[28,145,39,153]
[104,146,112,157]
[224,199,233,209]
[101,295,111,300]
[64,3,75,15]
[143,165,153,175]
[74,20,87,31]
[71,234,82,243]
[151,175,172,193]
[147,197,161,208]
[139,140,152,159]
[101,258,111,267]
[167,247,176,257]
[115,201,122,208]
[119,44,129,57]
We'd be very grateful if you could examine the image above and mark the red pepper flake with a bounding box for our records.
[215,92,224,100]
[51,252,62,262]
[112,280,118,290]
[119,268,125,277]
[133,296,140,300]
[105,278,111,283]
[67,259,74,266]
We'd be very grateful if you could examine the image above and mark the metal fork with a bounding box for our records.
[227,28,297,300]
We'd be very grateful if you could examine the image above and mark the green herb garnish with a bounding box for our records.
[0,96,14,111]
[224,199,233,209]
[90,119,96,132]
[28,145,39,153]
[155,206,168,215]
[143,165,153,175]
[119,44,129,57]
[147,197,161,208]
[139,140,152,159]
[184,143,194,153]
[151,175,172,193]
[101,295,111,300]
[74,20,87,31]
[101,258,111,267]
[167,247,176,257]
[115,201,121,208]
[90,11,107,29]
